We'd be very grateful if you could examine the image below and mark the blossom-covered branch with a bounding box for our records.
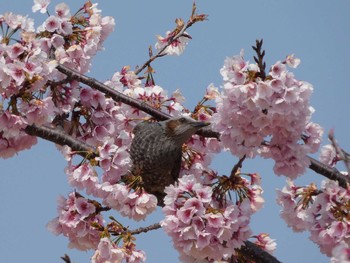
[129,223,161,235]
[134,2,207,75]
[56,64,220,139]
[24,124,97,158]
[239,241,282,263]
[308,156,350,188]
[2,1,349,262]
[30,63,350,189]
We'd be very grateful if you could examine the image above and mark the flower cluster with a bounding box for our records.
[331,241,350,263]
[212,53,323,179]
[161,174,263,262]
[47,192,104,251]
[101,184,157,221]
[0,1,115,159]
[319,144,338,167]
[155,30,190,56]
[0,111,37,158]
[91,237,146,263]
[276,179,350,260]
[91,237,125,263]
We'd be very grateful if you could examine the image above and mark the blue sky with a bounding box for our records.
[1,1,350,262]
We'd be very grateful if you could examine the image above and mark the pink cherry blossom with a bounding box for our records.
[18,97,54,125]
[155,31,190,56]
[0,131,37,159]
[319,144,337,167]
[331,241,350,263]
[161,174,260,261]
[44,16,60,32]
[212,52,322,179]
[253,233,277,254]
[47,192,104,251]
[0,111,27,138]
[91,237,124,263]
[55,2,70,19]
[285,54,301,68]
[7,62,25,85]
[277,179,350,257]
[204,83,220,100]
[32,0,50,14]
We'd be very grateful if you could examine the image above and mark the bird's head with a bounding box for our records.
[163,116,210,144]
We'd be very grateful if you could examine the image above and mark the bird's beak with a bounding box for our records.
[192,121,210,128]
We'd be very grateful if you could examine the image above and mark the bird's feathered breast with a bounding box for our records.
[130,121,182,176]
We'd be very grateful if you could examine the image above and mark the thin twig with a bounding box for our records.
[134,3,207,76]
[129,223,161,235]
[252,39,267,80]
[134,22,190,76]
[230,155,246,179]
[60,254,72,263]
[328,129,350,175]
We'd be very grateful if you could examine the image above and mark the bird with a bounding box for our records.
[129,116,210,205]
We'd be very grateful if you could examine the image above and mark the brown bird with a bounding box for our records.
[130,116,210,205]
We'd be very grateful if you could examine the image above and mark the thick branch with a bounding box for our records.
[56,65,170,121]
[240,241,282,263]
[308,156,350,188]
[23,119,349,189]
[56,64,220,139]
[24,124,97,159]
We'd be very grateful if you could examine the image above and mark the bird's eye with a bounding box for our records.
[179,117,186,123]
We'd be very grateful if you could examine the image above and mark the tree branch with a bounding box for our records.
[308,156,350,188]
[56,64,220,139]
[56,64,170,121]
[60,254,72,263]
[129,222,161,235]
[134,20,192,76]
[328,129,350,175]
[239,241,282,263]
[24,124,97,159]
[134,3,207,76]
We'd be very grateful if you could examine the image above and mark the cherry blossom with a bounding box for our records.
[155,31,191,56]
[253,233,277,254]
[331,241,350,263]
[0,1,338,262]
[91,237,124,263]
[277,179,350,257]
[32,0,50,14]
[55,3,71,19]
[285,54,301,68]
[161,174,262,261]
[212,53,323,179]
[47,192,104,251]
[102,183,157,221]
[319,144,338,167]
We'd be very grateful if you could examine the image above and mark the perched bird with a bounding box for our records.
[130,116,210,204]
